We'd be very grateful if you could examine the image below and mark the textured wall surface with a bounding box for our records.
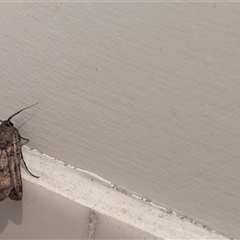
[0,3,239,238]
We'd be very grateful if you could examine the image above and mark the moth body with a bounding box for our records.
[0,120,22,201]
[0,103,39,202]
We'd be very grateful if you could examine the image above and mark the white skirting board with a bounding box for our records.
[22,146,231,240]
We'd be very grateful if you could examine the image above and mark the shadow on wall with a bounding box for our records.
[0,199,23,233]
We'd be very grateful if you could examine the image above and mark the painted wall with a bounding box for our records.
[0,3,239,238]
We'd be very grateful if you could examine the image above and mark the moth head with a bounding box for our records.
[0,119,14,127]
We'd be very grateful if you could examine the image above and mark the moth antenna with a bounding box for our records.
[7,103,39,122]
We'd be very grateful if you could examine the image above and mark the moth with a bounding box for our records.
[0,104,39,202]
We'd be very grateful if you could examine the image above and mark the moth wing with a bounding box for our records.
[8,131,23,201]
[0,149,13,201]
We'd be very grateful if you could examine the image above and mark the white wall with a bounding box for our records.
[0,3,239,238]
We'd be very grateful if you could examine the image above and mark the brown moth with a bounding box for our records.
[0,104,39,202]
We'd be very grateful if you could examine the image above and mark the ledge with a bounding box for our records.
[21,146,231,240]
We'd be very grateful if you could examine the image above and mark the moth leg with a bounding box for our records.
[21,152,39,178]
[18,133,39,178]
[20,136,29,145]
